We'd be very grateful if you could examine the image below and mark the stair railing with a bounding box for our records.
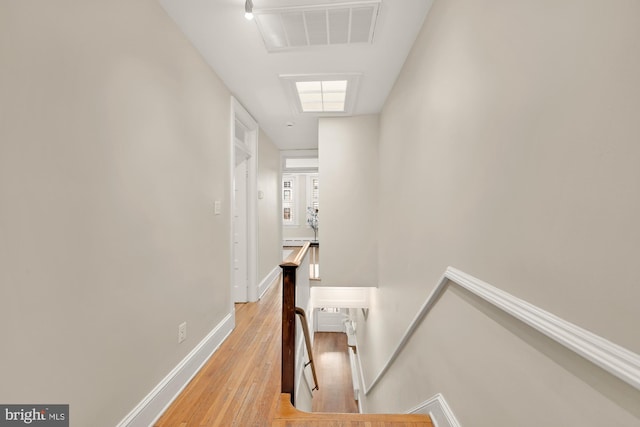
[280,242,312,405]
[295,307,319,391]
[363,266,640,395]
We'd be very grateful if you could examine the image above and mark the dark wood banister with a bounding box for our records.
[280,242,311,406]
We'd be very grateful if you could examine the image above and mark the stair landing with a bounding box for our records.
[273,394,434,427]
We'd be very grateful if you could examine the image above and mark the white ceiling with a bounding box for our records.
[159,0,433,150]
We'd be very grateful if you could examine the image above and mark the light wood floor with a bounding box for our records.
[312,332,359,413]
[155,276,359,425]
[274,394,433,427]
[155,278,282,426]
[155,275,431,426]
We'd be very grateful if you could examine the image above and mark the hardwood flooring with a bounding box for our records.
[155,277,282,426]
[155,275,432,426]
[312,332,359,413]
[274,394,434,427]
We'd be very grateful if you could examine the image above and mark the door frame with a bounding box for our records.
[233,159,249,302]
[230,97,258,305]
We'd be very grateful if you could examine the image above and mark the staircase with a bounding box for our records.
[273,394,434,427]
[279,244,434,426]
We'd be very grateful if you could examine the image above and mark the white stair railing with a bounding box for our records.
[363,266,640,395]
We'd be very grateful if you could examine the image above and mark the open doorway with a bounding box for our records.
[281,151,319,247]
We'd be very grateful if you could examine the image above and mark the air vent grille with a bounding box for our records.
[254,1,380,52]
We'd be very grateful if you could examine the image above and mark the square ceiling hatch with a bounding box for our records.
[254,1,381,52]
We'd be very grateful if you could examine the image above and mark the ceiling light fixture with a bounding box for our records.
[295,80,348,113]
[280,73,362,116]
[244,0,254,20]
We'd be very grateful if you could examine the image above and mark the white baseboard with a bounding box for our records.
[352,335,367,414]
[116,313,235,427]
[407,393,461,427]
[258,266,281,299]
[350,337,456,424]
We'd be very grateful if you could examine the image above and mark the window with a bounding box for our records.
[284,157,319,170]
[282,175,296,225]
[307,174,319,213]
[283,174,320,227]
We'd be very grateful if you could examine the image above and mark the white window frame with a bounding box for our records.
[282,174,298,226]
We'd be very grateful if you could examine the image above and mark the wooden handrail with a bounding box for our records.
[295,307,319,391]
[280,241,312,405]
[281,241,311,267]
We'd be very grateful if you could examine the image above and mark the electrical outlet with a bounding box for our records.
[178,322,187,344]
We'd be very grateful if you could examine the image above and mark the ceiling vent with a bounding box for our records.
[254,1,381,52]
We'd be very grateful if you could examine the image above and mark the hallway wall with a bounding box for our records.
[258,130,282,281]
[356,0,640,425]
[0,1,233,425]
[319,115,379,287]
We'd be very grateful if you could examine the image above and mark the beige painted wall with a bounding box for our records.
[258,130,282,281]
[0,1,232,425]
[319,116,379,287]
[356,0,640,425]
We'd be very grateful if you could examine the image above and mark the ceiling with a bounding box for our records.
[158,0,433,150]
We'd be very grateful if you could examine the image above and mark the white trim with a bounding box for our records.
[258,266,281,299]
[281,149,319,174]
[363,266,640,395]
[348,347,360,401]
[407,393,461,427]
[228,98,236,315]
[231,97,259,303]
[255,0,381,14]
[352,333,366,414]
[311,286,371,309]
[116,313,235,427]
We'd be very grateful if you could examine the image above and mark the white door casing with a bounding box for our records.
[230,97,258,305]
[233,159,248,302]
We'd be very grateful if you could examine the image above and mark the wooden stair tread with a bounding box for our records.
[272,394,434,427]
